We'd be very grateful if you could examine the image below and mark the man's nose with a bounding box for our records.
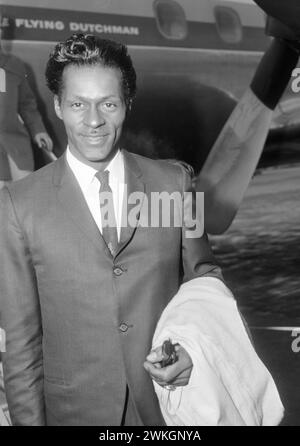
[84,106,105,127]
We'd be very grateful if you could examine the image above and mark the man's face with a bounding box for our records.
[54,64,126,168]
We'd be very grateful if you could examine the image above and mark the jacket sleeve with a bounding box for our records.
[179,164,224,283]
[18,68,46,139]
[0,187,45,425]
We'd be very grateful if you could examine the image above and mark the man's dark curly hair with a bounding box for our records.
[45,34,137,108]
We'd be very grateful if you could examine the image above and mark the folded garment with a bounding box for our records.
[152,277,284,426]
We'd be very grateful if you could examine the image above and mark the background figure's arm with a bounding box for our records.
[19,76,53,151]
[0,188,45,426]
[18,73,47,139]
[196,37,299,235]
[18,71,53,151]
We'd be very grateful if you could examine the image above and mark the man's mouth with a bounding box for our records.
[82,133,108,138]
[82,134,109,143]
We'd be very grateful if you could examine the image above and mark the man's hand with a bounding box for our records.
[34,132,53,151]
[144,343,193,388]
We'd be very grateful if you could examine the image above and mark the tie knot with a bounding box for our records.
[95,170,109,186]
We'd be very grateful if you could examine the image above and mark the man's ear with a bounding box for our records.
[54,95,62,120]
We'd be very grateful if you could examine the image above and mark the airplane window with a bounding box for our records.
[214,6,243,44]
[153,0,188,40]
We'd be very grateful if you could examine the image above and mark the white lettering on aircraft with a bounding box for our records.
[69,22,139,35]
[13,18,139,36]
[15,18,65,31]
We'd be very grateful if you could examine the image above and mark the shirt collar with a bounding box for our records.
[66,146,124,190]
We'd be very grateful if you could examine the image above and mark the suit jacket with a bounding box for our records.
[0,53,46,179]
[0,149,222,426]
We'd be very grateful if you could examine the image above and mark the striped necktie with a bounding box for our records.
[95,170,118,256]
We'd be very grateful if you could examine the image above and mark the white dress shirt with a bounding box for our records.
[66,147,125,241]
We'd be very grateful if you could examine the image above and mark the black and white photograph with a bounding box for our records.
[0,0,300,431]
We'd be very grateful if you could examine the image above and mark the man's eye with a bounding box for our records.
[103,102,116,110]
[72,103,83,109]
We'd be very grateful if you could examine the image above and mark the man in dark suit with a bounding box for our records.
[0,34,222,426]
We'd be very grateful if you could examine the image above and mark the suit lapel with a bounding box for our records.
[117,150,145,255]
[53,154,110,256]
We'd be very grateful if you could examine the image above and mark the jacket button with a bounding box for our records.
[119,323,128,332]
[113,267,123,276]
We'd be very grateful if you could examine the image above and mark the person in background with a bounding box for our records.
[0,30,53,190]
